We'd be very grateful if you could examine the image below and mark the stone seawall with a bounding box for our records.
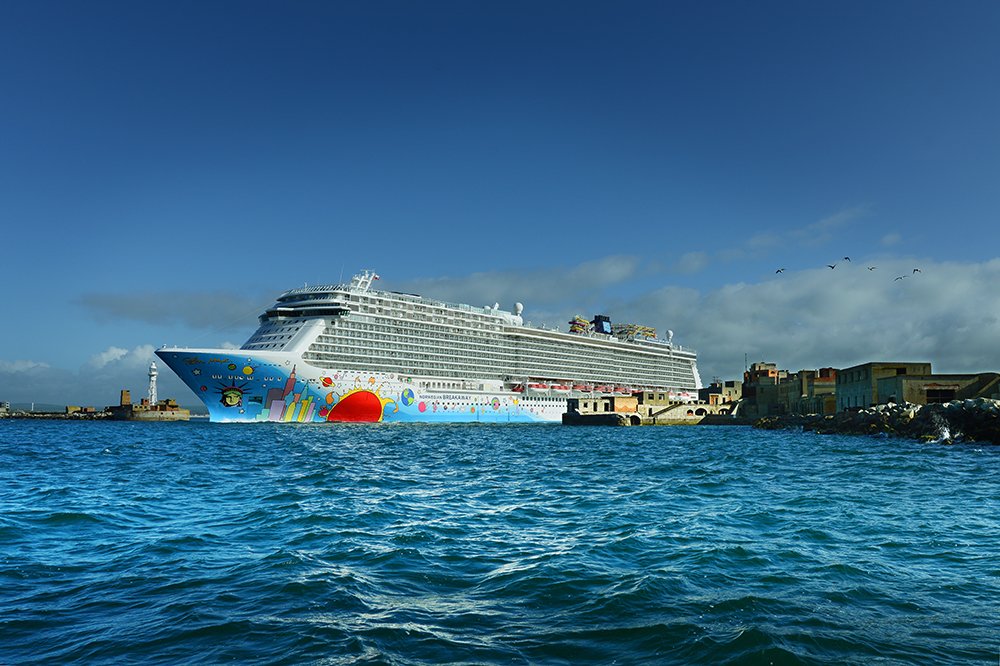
[755,399,1000,444]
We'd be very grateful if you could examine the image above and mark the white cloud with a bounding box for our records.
[692,205,871,269]
[394,255,1000,385]
[811,205,871,232]
[0,359,50,372]
[0,345,177,408]
[674,251,709,274]
[608,258,1000,382]
[392,255,642,313]
[78,290,273,330]
[746,233,782,250]
[882,232,902,246]
[88,346,128,369]
[790,205,870,246]
[87,345,156,371]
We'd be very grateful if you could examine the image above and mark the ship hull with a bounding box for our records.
[155,349,562,424]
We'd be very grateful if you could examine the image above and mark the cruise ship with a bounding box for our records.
[156,271,701,423]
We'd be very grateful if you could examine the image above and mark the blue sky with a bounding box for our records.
[3,1,1000,406]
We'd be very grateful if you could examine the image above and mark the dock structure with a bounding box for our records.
[562,391,749,426]
[105,366,191,422]
[105,388,190,421]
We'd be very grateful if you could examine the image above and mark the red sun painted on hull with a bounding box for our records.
[325,390,384,422]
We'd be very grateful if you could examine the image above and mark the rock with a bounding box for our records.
[752,399,1000,444]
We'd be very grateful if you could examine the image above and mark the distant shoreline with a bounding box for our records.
[1,412,208,421]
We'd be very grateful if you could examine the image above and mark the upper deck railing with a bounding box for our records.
[276,273,694,353]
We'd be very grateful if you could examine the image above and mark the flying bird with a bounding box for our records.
[843,256,851,262]
[912,268,921,273]
[827,264,837,269]
[894,276,906,281]
[775,268,785,273]
[867,266,877,271]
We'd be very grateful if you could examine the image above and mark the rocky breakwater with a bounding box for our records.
[755,398,1000,444]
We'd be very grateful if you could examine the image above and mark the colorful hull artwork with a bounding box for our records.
[155,350,562,424]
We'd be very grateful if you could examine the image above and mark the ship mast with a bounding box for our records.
[148,361,158,405]
[351,270,380,291]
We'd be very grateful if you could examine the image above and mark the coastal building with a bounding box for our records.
[569,395,639,415]
[699,379,742,405]
[741,362,788,418]
[876,372,1000,406]
[744,362,787,385]
[836,362,932,412]
[780,368,838,415]
[565,395,641,425]
[634,390,734,417]
[739,364,838,417]
[564,392,736,425]
[804,368,838,415]
[741,359,1000,415]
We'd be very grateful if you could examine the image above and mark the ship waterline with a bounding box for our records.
[156,271,701,423]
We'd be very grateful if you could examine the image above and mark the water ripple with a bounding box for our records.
[1,421,998,664]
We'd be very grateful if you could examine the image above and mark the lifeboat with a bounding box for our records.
[550,384,571,393]
[595,385,612,394]
[573,384,592,392]
[527,383,549,390]
[510,384,525,393]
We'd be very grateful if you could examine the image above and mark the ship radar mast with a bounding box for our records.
[148,361,158,405]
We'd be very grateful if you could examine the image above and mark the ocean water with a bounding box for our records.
[1,421,998,665]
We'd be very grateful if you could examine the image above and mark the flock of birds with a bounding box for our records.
[774,257,921,282]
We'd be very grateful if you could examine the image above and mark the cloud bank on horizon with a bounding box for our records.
[1,344,190,409]
[6,252,996,407]
[393,256,1000,383]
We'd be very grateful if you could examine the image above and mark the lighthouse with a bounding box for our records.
[148,361,158,405]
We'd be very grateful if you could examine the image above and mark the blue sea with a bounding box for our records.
[1,421,998,665]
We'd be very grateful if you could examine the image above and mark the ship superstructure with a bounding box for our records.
[156,271,701,423]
